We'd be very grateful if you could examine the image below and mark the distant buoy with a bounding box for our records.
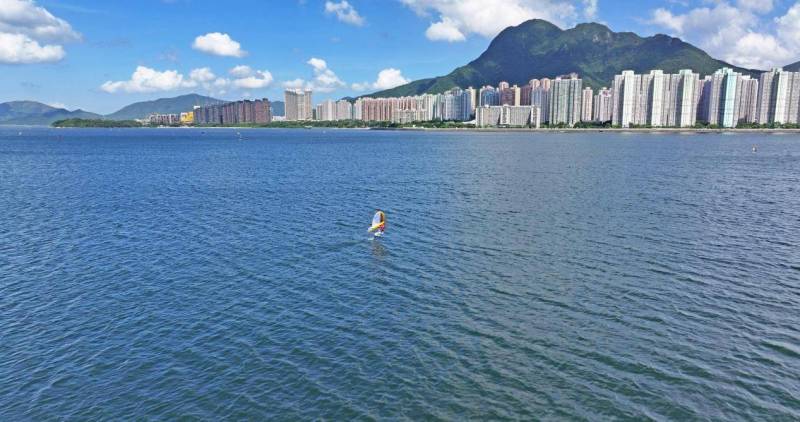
[752,145,758,153]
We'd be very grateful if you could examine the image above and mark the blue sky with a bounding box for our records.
[1,0,799,114]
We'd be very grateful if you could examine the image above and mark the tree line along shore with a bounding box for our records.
[52,118,800,131]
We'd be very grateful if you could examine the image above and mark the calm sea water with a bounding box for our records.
[1,128,799,420]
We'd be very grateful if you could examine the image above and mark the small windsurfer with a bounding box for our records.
[369,209,386,235]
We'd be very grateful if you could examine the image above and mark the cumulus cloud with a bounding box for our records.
[736,0,773,14]
[288,57,347,93]
[324,1,365,26]
[398,0,586,42]
[189,67,215,82]
[192,32,246,57]
[0,0,80,64]
[197,66,274,91]
[282,78,307,90]
[229,65,253,78]
[0,32,64,63]
[648,1,800,69]
[425,18,465,42]
[583,0,597,20]
[352,68,410,91]
[101,66,197,93]
[0,0,81,41]
[102,64,274,94]
[232,70,273,89]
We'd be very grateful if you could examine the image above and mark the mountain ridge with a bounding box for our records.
[368,19,761,97]
[105,94,225,120]
[0,95,287,125]
[0,101,101,125]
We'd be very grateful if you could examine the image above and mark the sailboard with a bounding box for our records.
[368,211,385,234]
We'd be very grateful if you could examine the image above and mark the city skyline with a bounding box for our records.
[1,0,800,114]
[149,65,800,130]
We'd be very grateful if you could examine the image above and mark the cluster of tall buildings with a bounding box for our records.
[193,98,272,126]
[610,67,800,128]
[315,99,353,121]
[307,67,800,129]
[179,67,800,129]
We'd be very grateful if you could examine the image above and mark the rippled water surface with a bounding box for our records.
[1,128,799,420]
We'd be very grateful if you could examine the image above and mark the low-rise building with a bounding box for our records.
[476,105,541,128]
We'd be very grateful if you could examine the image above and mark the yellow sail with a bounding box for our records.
[368,211,385,232]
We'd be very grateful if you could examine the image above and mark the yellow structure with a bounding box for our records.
[180,111,194,125]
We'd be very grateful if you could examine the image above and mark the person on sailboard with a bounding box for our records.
[369,209,386,235]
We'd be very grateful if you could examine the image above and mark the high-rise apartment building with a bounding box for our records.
[335,100,353,120]
[316,99,336,121]
[479,86,500,106]
[673,70,700,127]
[531,78,552,123]
[285,89,313,121]
[612,70,638,127]
[549,75,582,126]
[581,87,593,122]
[500,84,520,106]
[757,68,800,125]
[613,70,700,128]
[193,98,271,125]
[593,88,613,123]
[736,76,759,124]
[698,68,741,127]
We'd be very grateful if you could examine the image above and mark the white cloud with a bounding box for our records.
[352,68,410,91]
[189,67,215,82]
[350,81,370,91]
[192,32,246,57]
[233,70,273,89]
[283,78,307,89]
[102,63,275,95]
[324,1,365,26]
[648,1,800,69]
[398,0,585,42]
[736,0,773,14]
[0,32,64,63]
[307,57,327,72]
[302,57,346,92]
[425,18,465,42]
[373,68,411,89]
[0,0,81,41]
[100,66,197,93]
[0,0,79,64]
[583,0,598,20]
[229,65,252,77]
[776,3,800,52]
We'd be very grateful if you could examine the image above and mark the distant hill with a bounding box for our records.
[784,61,800,71]
[271,101,285,117]
[0,101,101,125]
[370,19,760,96]
[105,94,224,120]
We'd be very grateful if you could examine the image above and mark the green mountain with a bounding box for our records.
[105,94,224,120]
[370,20,760,97]
[0,101,101,125]
[784,61,800,71]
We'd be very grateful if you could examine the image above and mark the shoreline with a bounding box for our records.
[27,125,800,134]
[369,127,800,134]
